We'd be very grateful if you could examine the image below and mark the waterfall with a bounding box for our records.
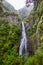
[19,22,27,55]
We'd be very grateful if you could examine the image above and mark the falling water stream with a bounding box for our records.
[19,22,27,55]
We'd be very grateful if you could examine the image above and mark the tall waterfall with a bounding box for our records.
[19,22,27,55]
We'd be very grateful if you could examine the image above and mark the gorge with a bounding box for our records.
[0,0,43,65]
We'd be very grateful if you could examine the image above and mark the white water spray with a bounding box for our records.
[19,22,27,55]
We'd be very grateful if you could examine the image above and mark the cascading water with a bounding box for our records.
[19,22,27,55]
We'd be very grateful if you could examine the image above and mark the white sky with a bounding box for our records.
[5,0,26,10]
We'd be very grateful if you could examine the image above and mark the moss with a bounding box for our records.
[37,1,43,14]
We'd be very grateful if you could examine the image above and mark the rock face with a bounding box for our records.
[1,0,34,18]
[18,3,34,18]
[2,0,17,12]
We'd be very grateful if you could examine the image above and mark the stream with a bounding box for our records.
[19,22,27,55]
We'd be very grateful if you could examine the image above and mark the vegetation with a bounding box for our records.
[0,19,21,65]
[25,46,43,65]
[24,0,43,65]
[0,0,43,65]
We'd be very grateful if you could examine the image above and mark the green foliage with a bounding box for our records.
[24,56,34,65]
[37,1,43,15]
[0,0,43,65]
[24,0,43,58]
[0,19,21,65]
[27,25,36,36]
[24,46,43,65]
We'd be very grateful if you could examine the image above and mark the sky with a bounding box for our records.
[5,0,26,10]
